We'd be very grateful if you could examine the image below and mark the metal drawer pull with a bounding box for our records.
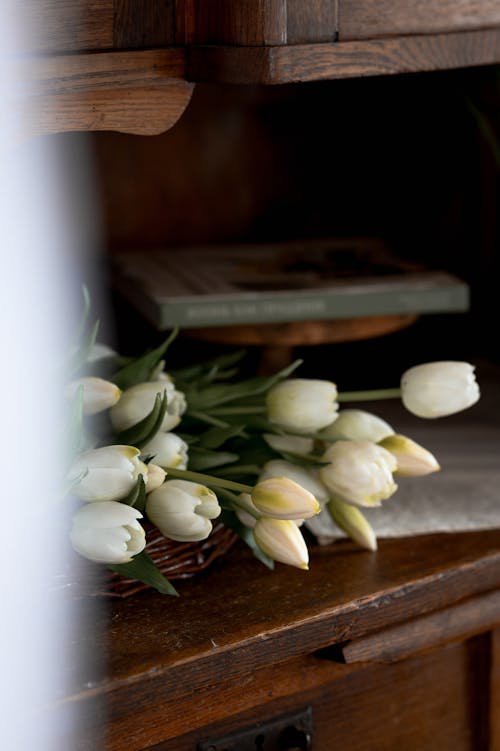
[198,707,312,751]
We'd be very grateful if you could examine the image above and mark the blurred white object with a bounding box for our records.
[0,4,104,749]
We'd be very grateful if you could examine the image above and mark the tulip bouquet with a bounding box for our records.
[65,300,481,596]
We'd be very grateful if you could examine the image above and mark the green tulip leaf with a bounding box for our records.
[113,391,168,449]
[111,328,179,390]
[172,349,246,383]
[67,319,100,378]
[188,447,239,471]
[198,424,248,450]
[109,551,179,596]
[122,475,146,512]
[185,359,302,411]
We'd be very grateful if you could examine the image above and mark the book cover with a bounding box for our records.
[111,238,470,330]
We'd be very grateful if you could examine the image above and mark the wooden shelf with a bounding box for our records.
[14,0,500,135]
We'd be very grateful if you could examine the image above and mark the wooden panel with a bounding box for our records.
[336,589,500,663]
[17,50,194,136]
[113,0,176,48]
[189,0,287,45]
[18,0,113,53]
[128,643,479,750]
[338,0,500,41]
[187,29,500,83]
[286,0,338,44]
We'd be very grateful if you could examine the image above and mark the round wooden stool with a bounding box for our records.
[185,314,418,373]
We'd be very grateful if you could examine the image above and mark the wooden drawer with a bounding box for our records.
[153,637,493,750]
[338,0,500,41]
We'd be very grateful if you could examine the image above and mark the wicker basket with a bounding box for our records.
[101,521,238,598]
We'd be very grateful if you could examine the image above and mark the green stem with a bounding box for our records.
[188,410,230,428]
[338,387,401,403]
[217,488,261,520]
[210,405,267,416]
[166,466,252,494]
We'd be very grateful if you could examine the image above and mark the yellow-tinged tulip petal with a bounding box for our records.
[252,476,320,520]
[254,518,309,570]
[327,497,377,551]
[379,434,440,476]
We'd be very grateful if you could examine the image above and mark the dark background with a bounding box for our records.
[73,63,499,388]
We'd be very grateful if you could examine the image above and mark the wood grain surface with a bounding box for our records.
[17,0,113,53]
[16,49,194,136]
[188,28,500,83]
[188,0,288,45]
[338,0,500,41]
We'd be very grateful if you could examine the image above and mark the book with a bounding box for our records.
[111,237,470,330]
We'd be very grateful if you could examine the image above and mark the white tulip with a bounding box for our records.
[266,378,338,434]
[66,376,121,415]
[263,433,314,456]
[144,463,166,493]
[70,501,146,564]
[109,380,186,433]
[259,460,330,505]
[254,518,309,570]
[141,431,188,470]
[320,409,394,442]
[401,361,480,418]
[68,445,146,502]
[251,476,320,520]
[146,479,221,542]
[320,440,398,508]
[379,434,440,476]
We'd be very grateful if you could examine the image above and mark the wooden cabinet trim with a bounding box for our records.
[187,28,500,84]
[17,49,194,136]
[338,0,500,42]
[332,589,500,664]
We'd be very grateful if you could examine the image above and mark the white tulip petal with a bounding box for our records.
[259,460,330,504]
[320,409,394,442]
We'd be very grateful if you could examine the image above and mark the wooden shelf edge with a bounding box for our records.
[187,27,500,83]
[15,48,195,137]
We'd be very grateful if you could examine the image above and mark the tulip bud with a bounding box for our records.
[254,518,309,570]
[110,380,186,433]
[251,476,321,520]
[142,431,188,470]
[68,445,146,502]
[379,434,440,476]
[327,497,377,551]
[401,361,480,418]
[319,409,394,442]
[70,501,146,564]
[263,433,314,456]
[266,378,338,434]
[66,376,121,416]
[144,463,166,492]
[146,479,221,542]
[259,460,330,506]
[320,440,397,508]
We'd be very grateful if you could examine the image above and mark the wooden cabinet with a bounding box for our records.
[65,369,500,750]
[15,0,500,135]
